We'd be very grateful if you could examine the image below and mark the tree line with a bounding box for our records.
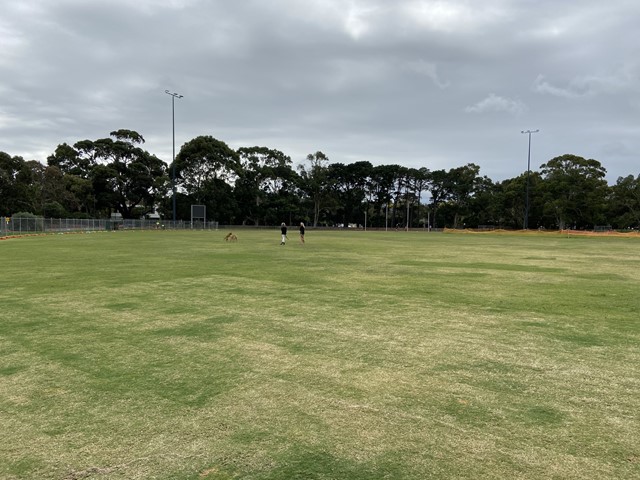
[1,129,639,229]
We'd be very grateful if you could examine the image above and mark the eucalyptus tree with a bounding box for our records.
[444,163,484,228]
[327,161,372,227]
[168,136,241,221]
[424,164,485,228]
[427,169,449,228]
[396,168,414,228]
[466,175,499,228]
[389,165,410,227]
[47,143,94,179]
[607,174,640,229]
[22,160,47,215]
[494,172,544,229]
[8,158,90,219]
[47,130,168,218]
[494,175,526,229]
[0,153,12,213]
[406,167,430,228]
[369,164,402,227]
[297,151,330,226]
[47,142,106,217]
[84,130,168,218]
[41,165,92,217]
[47,143,101,216]
[539,154,608,229]
[174,136,240,206]
[0,152,36,214]
[235,146,296,225]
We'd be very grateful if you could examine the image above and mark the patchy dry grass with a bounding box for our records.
[0,229,639,479]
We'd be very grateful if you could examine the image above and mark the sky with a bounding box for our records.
[1,0,639,183]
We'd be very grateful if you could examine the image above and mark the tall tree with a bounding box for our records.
[72,130,168,218]
[369,164,403,228]
[494,172,545,229]
[0,152,36,214]
[466,175,498,228]
[327,161,372,227]
[608,174,640,228]
[174,136,239,205]
[47,143,93,178]
[297,151,330,227]
[236,146,294,225]
[426,169,449,228]
[446,163,484,228]
[409,167,430,228]
[389,165,409,228]
[540,154,608,229]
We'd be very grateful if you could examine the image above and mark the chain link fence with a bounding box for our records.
[0,217,219,236]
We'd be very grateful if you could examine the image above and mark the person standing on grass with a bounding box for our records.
[280,222,288,245]
[299,222,305,244]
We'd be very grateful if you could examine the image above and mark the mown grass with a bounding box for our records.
[0,229,639,479]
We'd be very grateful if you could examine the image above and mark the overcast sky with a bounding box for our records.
[2,0,639,183]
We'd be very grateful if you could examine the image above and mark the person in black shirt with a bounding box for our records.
[280,222,287,245]
[299,222,305,244]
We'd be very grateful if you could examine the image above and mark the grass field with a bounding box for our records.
[1,229,639,479]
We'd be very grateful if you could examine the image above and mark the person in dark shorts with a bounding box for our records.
[299,222,305,244]
[280,222,288,245]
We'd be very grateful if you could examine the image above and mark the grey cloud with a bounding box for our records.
[534,65,640,99]
[465,94,527,116]
[1,0,639,182]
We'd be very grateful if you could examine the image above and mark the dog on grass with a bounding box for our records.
[224,232,238,242]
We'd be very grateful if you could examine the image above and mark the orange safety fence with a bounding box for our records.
[443,228,640,238]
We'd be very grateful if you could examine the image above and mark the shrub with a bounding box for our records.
[43,201,68,219]
[11,212,43,232]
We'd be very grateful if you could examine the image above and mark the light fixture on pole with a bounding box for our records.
[521,129,539,230]
[165,90,183,222]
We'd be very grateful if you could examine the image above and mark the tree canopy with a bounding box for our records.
[2,131,639,230]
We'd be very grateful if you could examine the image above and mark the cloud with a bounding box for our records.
[533,76,578,98]
[343,2,381,39]
[404,60,450,89]
[401,0,508,33]
[464,94,527,115]
[534,65,640,98]
[1,0,640,183]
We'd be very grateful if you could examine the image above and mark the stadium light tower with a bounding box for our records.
[165,90,183,222]
[521,129,539,230]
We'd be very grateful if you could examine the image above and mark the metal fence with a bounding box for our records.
[0,217,219,236]
[1,217,450,236]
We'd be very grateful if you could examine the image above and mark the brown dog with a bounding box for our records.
[224,232,238,242]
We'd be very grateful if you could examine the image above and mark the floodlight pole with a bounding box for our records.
[385,203,388,231]
[165,90,183,222]
[521,129,539,230]
[406,189,410,231]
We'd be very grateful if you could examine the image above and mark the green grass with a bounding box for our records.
[1,229,639,479]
